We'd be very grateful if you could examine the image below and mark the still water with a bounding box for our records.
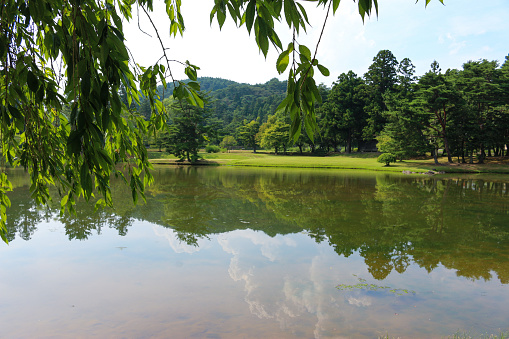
[1,166,508,338]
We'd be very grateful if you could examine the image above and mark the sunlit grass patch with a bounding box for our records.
[148,149,509,174]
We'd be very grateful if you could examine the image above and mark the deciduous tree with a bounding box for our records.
[237,120,260,152]
[259,115,291,154]
[220,136,237,152]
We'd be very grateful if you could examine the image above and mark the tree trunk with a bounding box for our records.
[478,143,486,164]
[433,148,439,165]
[443,135,453,163]
[346,133,352,154]
[461,140,466,163]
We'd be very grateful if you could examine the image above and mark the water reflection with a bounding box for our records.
[2,167,509,337]
[5,167,509,285]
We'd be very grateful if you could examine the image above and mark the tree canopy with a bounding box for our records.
[0,0,444,243]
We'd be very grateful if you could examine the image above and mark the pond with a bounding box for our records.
[1,166,508,338]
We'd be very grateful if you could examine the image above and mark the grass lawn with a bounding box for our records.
[148,149,509,174]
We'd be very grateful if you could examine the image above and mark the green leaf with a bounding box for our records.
[317,64,330,76]
[187,81,201,91]
[100,82,109,106]
[80,162,93,201]
[36,85,44,103]
[190,90,204,108]
[51,32,61,58]
[185,66,198,81]
[269,29,283,50]
[97,149,113,166]
[276,50,290,74]
[256,18,269,57]
[94,199,105,211]
[227,2,240,24]
[295,2,310,25]
[276,94,291,113]
[217,9,226,28]
[283,0,293,27]
[60,194,69,208]
[8,105,23,120]
[245,0,256,33]
[184,88,197,106]
[304,113,317,141]
[81,70,91,96]
[333,0,341,13]
[27,71,39,93]
[67,131,83,157]
[299,44,312,61]
[70,104,78,127]
[272,0,282,17]
[290,117,302,142]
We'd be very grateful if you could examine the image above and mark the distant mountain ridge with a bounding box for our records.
[144,77,287,135]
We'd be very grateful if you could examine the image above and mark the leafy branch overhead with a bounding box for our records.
[0,0,443,243]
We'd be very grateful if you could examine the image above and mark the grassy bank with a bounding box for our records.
[148,150,509,174]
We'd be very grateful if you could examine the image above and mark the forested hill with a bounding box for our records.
[156,77,240,99]
[207,77,287,130]
[139,77,287,134]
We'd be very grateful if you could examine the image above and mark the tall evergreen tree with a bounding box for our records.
[164,95,213,163]
[363,50,400,139]
[378,58,429,159]
[457,59,502,163]
[413,61,460,164]
[321,71,367,153]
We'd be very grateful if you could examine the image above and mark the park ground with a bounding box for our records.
[147,150,509,175]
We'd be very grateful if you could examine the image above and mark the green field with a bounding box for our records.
[148,150,509,174]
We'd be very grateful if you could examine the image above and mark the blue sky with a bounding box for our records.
[125,0,509,86]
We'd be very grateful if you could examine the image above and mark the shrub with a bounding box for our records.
[377,153,397,166]
[205,145,221,153]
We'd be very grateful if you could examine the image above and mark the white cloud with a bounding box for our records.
[152,226,209,254]
[217,230,356,338]
[348,296,372,307]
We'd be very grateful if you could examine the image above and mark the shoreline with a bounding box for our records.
[148,153,509,175]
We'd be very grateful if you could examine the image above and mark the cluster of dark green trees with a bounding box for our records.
[138,50,509,163]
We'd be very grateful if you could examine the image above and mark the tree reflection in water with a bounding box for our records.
[5,167,509,284]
